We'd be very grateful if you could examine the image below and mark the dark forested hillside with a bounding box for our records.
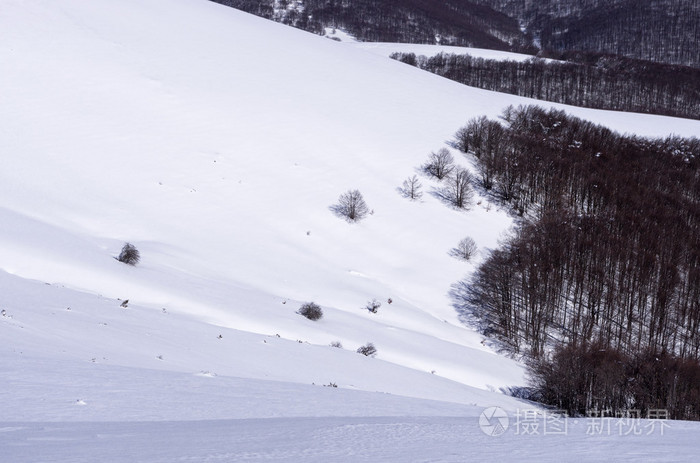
[214,1,699,67]
[451,105,700,418]
[392,51,700,120]
[471,0,700,67]
[454,105,700,359]
[211,0,534,51]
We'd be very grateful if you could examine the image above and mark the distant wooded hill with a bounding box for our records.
[211,0,534,52]
[392,51,700,120]
[470,0,700,68]
[213,0,699,69]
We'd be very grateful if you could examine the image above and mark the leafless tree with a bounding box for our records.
[331,189,370,222]
[443,167,474,208]
[298,302,323,321]
[422,148,455,180]
[399,175,423,200]
[357,342,377,357]
[451,236,478,261]
[117,243,140,266]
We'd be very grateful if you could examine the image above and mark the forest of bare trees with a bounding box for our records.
[451,106,700,418]
[213,1,699,69]
[470,0,700,67]
[391,52,700,120]
[528,342,700,420]
[214,1,699,69]
[210,0,533,51]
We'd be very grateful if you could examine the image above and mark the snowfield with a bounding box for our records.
[351,41,546,62]
[1,0,700,460]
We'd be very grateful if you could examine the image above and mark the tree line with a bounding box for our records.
[529,341,700,420]
[209,0,533,52]
[451,105,700,418]
[470,0,700,68]
[212,1,698,69]
[391,52,700,120]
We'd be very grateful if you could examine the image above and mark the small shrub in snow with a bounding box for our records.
[365,299,381,313]
[298,302,323,321]
[117,242,140,266]
[330,341,343,348]
[331,189,370,222]
[357,343,377,357]
[451,236,478,261]
[399,175,423,200]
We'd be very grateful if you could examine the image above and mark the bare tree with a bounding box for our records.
[331,189,370,222]
[451,236,478,261]
[399,175,423,200]
[117,243,140,266]
[298,302,323,321]
[422,148,455,180]
[357,343,377,357]
[443,167,474,208]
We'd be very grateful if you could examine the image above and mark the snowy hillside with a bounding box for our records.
[351,42,544,62]
[2,0,700,460]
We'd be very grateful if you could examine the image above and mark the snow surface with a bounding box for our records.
[1,0,700,460]
[4,413,698,463]
[352,42,542,62]
[324,27,359,43]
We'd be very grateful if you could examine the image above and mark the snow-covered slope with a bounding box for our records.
[2,0,700,460]
[351,42,543,62]
[1,0,532,392]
